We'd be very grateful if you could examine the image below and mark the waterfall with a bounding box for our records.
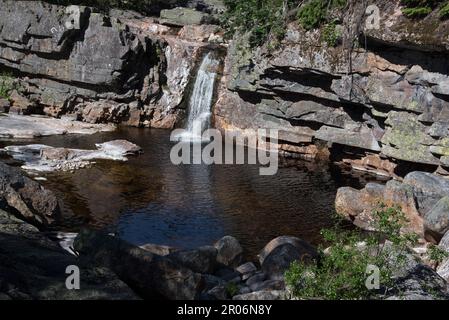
[177,52,220,142]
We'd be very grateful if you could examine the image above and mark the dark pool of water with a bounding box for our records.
[0,127,387,259]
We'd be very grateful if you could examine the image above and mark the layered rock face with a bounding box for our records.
[336,171,449,242]
[214,1,449,176]
[0,0,223,128]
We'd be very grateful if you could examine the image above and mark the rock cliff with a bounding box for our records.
[214,0,449,177]
[0,0,224,128]
[2,0,449,174]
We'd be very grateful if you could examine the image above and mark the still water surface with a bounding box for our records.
[1,127,385,259]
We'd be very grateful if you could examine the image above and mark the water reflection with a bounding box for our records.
[0,128,387,259]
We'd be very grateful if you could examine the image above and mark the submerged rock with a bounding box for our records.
[0,162,60,226]
[2,140,143,172]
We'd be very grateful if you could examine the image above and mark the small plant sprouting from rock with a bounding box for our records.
[221,0,290,47]
[285,204,419,300]
[401,0,449,19]
[440,2,449,18]
[427,244,449,265]
[225,282,239,297]
[322,20,342,47]
[0,72,16,100]
[297,0,346,31]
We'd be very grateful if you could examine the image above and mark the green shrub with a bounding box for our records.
[400,0,447,18]
[285,204,419,300]
[322,21,342,47]
[440,2,449,18]
[402,6,433,17]
[0,73,16,100]
[297,0,346,30]
[225,282,239,297]
[428,244,449,264]
[222,0,293,47]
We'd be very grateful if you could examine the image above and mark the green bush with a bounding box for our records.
[222,0,294,47]
[440,2,449,18]
[0,73,16,100]
[402,6,433,17]
[297,0,346,30]
[322,20,342,47]
[400,0,448,18]
[428,244,449,264]
[285,204,420,300]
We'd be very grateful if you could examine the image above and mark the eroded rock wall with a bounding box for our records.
[214,0,449,177]
[0,0,224,128]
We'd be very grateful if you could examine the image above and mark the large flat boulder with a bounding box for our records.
[2,140,142,172]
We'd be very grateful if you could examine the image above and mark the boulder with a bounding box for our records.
[437,232,449,282]
[245,272,267,287]
[74,229,203,300]
[160,7,214,26]
[168,246,217,274]
[403,172,449,214]
[439,231,449,252]
[214,267,241,281]
[232,290,286,301]
[423,197,449,240]
[0,209,138,300]
[214,236,243,268]
[259,236,318,266]
[259,237,318,280]
[249,279,285,292]
[202,274,225,291]
[0,162,60,227]
[205,285,228,300]
[9,90,37,115]
[235,262,257,280]
[0,98,10,113]
[387,264,448,300]
[437,259,449,283]
[335,179,424,236]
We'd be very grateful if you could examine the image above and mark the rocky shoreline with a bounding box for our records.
[1,0,449,300]
[1,160,448,300]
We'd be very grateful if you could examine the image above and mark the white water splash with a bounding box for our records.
[176,52,220,142]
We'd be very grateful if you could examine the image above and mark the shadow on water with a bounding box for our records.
[0,127,388,260]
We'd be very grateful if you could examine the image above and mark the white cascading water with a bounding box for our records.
[177,52,220,142]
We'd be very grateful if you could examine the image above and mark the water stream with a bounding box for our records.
[176,52,220,142]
